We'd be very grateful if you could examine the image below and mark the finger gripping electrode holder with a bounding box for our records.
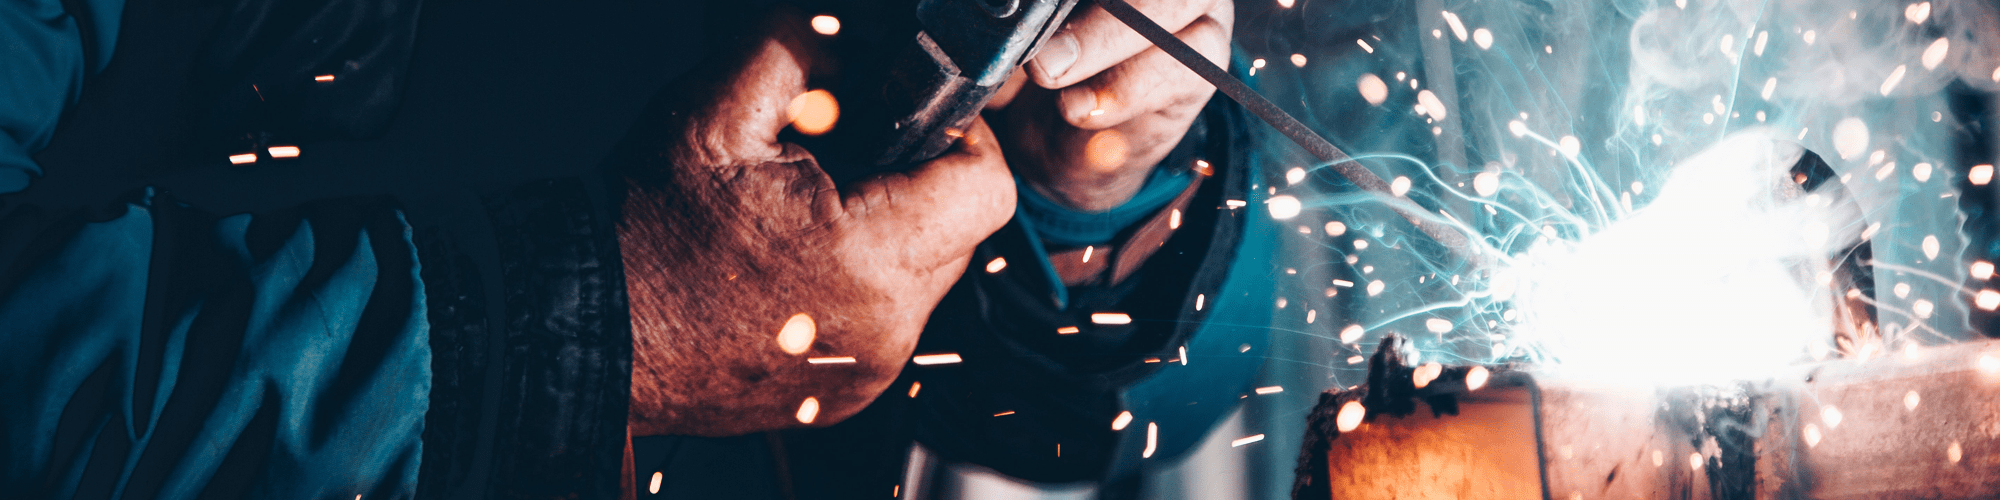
[877,0,1080,166]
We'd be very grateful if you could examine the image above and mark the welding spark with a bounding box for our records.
[1334,401,1365,432]
[797,397,820,424]
[777,313,816,355]
[912,353,962,365]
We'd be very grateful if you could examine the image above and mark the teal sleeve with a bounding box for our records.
[0,0,123,193]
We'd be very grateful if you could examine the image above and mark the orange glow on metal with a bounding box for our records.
[777,313,816,354]
[807,356,855,364]
[229,153,257,165]
[268,145,300,158]
[985,257,1007,273]
[1090,312,1132,325]
[1112,411,1133,430]
[787,89,840,136]
[1056,326,1080,335]
[911,353,962,365]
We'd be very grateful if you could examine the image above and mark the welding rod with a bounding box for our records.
[1094,0,1480,262]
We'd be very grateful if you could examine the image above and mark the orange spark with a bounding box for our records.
[787,90,840,136]
[810,15,840,35]
[796,397,820,424]
[1056,326,1079,335]
[912,353,962,365]
[1090,312,1132,325]
[1335,401,1365,432]
[268,145,300,158]
[229,153,257,165]
[777,313,816,354]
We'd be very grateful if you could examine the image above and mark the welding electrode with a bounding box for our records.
[1093,0,1483,264]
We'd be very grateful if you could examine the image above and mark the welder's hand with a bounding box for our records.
[992,0,1233,211]
[618,14,1015,437]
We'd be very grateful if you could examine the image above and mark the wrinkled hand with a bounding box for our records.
[993,0,1233,211]
[618,14,1015,437]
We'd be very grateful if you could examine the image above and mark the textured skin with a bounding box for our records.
[618,13,1017,438]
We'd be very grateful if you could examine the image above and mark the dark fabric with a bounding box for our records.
[782,95,1253,493]
[0,190,430,500]
[13,0,680,494]
[417,176,634,500]
[195,0,423,156]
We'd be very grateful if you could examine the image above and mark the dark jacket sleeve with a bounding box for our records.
[0,0,123,193]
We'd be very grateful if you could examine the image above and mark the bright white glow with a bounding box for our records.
[1290,54,1308,67]
[1143,423,1158,458]
[1881,65,1907,96]
[1356,39,1373,53]
[1417,90,1447,121]
[1425,318,1452,333]
[1972,261,1994,280]
[1473,28,1493,49]
[1268,195,1302,219]
[1325,221,1347,236]
[810,15,840,35]
[1390,176,1412,196]
[1970,164,1993,185]
[1335,401,1365,432]
[1366,280,1385,296]
[1904,390,1920,411]
[1922,38,1950,70]
[1357,74,1388,105]
[1112,411,1133,430]
[1833,118,1869,159]
[1507,133,1856,386]
[1465,366,1489,390]
[912,353,962,365]
[1091,312,1132,325]
[1913,163,1933,182]
[1441,11,1468,41]
[1255,386,1284,395]
[649,472,663,494]
[1231,434,1265,447]
[1340,324,1365,343]
[777,313,816,354]
[1821,406,1843,429]
[1474,171,1501,196]
[985,257,1007,273]
[1906,2,1932,24]
[797,397,820,424]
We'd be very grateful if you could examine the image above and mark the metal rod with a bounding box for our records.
[1094,0,1480,262]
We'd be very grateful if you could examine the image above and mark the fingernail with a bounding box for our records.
[1063,88,1098,122]
[1032,34,1079,81]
